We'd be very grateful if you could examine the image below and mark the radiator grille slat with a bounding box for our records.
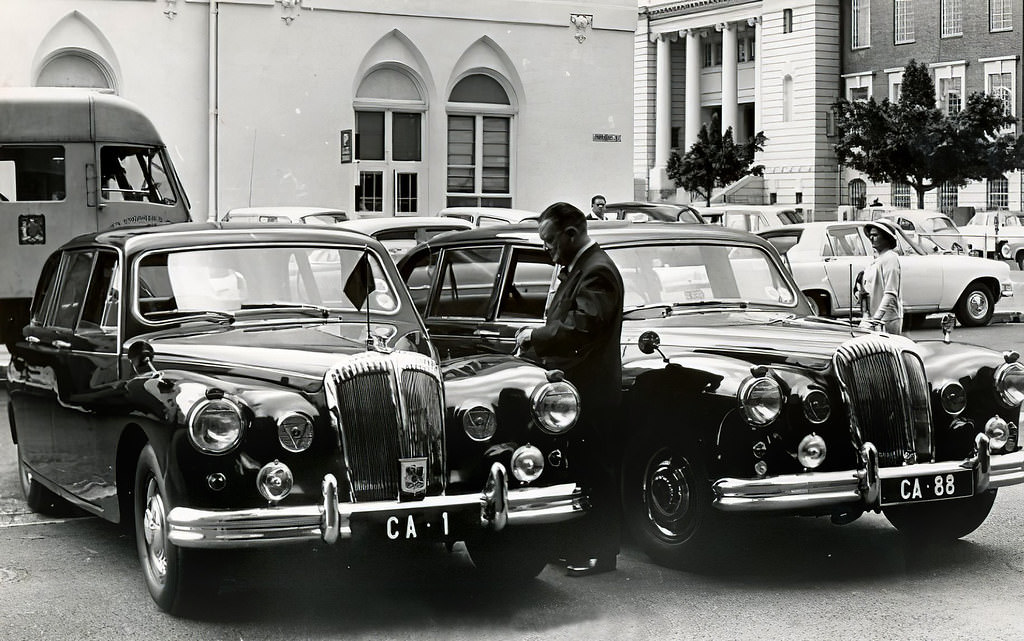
[328,352,444,502]
[834,336,933,467]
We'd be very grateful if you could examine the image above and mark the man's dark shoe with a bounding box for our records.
[565,555,617,577]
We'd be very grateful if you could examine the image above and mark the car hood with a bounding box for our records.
[146,322,423,385]
[622,312,866,370]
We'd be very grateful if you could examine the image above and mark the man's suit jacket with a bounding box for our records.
[530,243,623,411]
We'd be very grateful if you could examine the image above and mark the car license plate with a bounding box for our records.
[880,470,974,506]
[382,510,453,541]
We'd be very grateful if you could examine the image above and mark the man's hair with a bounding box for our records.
[540,202,586,231]
[591,194,606,206]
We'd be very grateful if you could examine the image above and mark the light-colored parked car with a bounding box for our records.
[223,206,350,225]
[438,206,539,226]
[338,215,473,260]
[868,208,964,253]
[696,204,804,231]
[603,201,703,224]
[958,211,1024,259]
[760,221,1014,327]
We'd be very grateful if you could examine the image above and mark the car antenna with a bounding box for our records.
[848,263,855,337]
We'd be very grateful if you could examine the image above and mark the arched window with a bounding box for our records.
[354,66,426,215]
[37,51,111,89]
[446,74,514,208]
[848,178,866,208]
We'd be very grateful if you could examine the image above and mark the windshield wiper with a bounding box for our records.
[622,303,673,319]
[144,309,236,325]
[672,300,750,310]
[237,303,338,319]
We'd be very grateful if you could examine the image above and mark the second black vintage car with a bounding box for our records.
[6,223,586,614]
[398,222,1024,568]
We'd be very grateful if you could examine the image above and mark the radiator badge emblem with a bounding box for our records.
[399,457,428,496]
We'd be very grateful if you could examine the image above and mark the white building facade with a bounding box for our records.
[1,0,637,219]
[636,0,842,219]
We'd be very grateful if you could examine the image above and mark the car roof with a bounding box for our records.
[438,207,540,222]
[339,216,474,233]
[225,206,347,219]
[63,221,387,254]
[410,220,776,250]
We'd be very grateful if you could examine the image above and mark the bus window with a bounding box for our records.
[0,145,66,202]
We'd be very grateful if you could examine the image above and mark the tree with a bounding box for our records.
[833,60,1023,209]
[666,113,766,206]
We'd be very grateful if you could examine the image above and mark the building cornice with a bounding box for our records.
[645,0,759,19]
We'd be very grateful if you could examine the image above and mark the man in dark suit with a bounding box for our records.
[515,201,624,576]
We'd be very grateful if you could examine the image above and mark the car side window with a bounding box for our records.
[52,250,96,330]
[401,249,440,315]
[30,253,62,326]
[497,248,554,320]
[78,251,119,335]
[826,227,867,257]
[434,246,503,319]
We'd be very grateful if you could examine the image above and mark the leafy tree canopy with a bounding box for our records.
[833,60,1023,208]
[667,113,766,206]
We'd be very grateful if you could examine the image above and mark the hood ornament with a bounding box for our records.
[940,313,956,344]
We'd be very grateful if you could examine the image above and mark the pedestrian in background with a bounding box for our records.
[860,219,903,334]
[588,194,607,220]
[515,201,624,576]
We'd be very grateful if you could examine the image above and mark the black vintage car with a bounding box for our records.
[6,223,586,614]
[397,222,1024,567]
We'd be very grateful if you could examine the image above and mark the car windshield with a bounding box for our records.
[135,244,398,321]
[608,242,797,312]
[778,210,804,224]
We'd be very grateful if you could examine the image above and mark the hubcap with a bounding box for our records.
[967,291,989,320]
[143,477,169,583]
[643,448,695,540]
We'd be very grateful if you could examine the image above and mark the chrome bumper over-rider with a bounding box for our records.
[166,462,584,548]
[713,433,1024,512]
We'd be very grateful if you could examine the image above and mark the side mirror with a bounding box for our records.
[127,340,158,374]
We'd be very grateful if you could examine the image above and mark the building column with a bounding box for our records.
[649,32,674,193]
[684,29,702,155]
[719,21,738,137]
[750,16,762,136]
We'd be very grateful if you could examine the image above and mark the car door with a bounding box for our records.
[419,245,505,359]
[44,249,122,504]
[491,248,555,352]
[821,225,871,313]
[891,236,939,313]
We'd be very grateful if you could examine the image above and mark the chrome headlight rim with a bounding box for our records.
[939,381,967,416]
[277,411,315,453]
[797,433,827,469]
[802,389,831,425]
[995,362,1024,408]
[738,376,783,426]
[187,397,246,455]
[530,380,581,435]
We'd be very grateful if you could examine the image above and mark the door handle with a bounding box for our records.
[26,335,40,344]
[52,340,72,349]
[473,329,501,338]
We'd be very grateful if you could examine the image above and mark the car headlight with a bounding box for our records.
[939,382,967,416]
[995,362,1024,408]
[531,381,580,435]
[188,397,245,454]
[739,376,782,426]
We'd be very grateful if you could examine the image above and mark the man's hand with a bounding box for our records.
[515,327,533,351]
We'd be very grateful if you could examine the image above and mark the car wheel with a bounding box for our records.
[621,431,718,568]
[805,292,830,317]
[1016,252,1024,272]
[954,283,994,327]
[999,241,1011,260]
[883,490,996,542]
[17,445,68,515]
[464,530,552,582]
[134,444,209,615]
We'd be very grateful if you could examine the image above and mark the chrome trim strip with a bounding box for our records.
[166,477,584,548]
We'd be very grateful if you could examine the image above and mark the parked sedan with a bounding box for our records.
[603,201,703,223]
[868,208,963,253]
[759,221,1013,327]
[438,206,540,226]
[338,215,473,260]
[958,210,1024,259]
[222,206,350,225]
[695,204,804,231]
[6,223,586,614]
[396,223,1024,569]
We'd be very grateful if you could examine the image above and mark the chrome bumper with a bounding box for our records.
[713,433,1024,513]
[167,463,584,548]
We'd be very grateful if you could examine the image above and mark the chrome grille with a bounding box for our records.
[325,352,445,502]
[833,335,933,467]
